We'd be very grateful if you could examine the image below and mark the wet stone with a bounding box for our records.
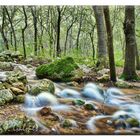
[39,107,52,116]
[60,119,77,128]
[72,99,85,106]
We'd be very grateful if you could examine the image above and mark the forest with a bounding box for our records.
[0,5,140,135]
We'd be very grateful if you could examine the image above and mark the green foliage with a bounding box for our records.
[36,57,79,81]
[120,73,140,81]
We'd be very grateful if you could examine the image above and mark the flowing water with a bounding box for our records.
[1,62,140,134]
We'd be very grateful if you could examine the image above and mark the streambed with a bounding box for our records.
[0,63,140,135]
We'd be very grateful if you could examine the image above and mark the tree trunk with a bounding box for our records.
[31,6,38,56]
[22,6,28,59]
[122,6,138,80]
[4,6,17,51]
[104,6,117,82]
[76,11,83,51]
[56,6,61,57]
[136,44,140,70]
[89,32,95,60]
[93,6,107,68]
[0,7,9,50]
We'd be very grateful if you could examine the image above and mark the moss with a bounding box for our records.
[29,79,55,95]
[120,73,140,81]
[36,57,79,82]
[73,99,85,106]
[84,103,95,110]
[126,118,139,127]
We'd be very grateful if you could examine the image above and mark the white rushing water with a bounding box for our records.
[21,80,140,133]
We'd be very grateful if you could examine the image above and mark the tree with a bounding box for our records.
[93,6,107,68]
[22,6,28,59]
[104,6,117,82]
[4,6,17,51]
[31,6,38,56]
[76,6,83,51]
[56,6,62,57]
[122,6,138,80]
[0,6,9,50]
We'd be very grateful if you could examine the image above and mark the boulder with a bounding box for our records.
[10,87,25,95]
[0,89,14,105]
[126,118,139,127]
[115,79,133,88]
[60,119,77,128]
[0,62,13,71]
[29,79,55,95]
[36,57,79,82]
[97,74,110,82]
[12,82,25,91]
[6,71,27,85]
[15,95,25,103]
[0,115,38,134]
[72,99,85,106]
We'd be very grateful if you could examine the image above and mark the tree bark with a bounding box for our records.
[93,6,107,68]
[4,6,17,51]
[122,6,138,80]
[56,6,61,57]
[31,6,38,56]
[0,7,9,50]
[76,10,83,51]
[22,6,28,59]
[136,44,140,70]
[104,6,117,82]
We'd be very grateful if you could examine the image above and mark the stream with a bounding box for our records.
[0,62,140,135]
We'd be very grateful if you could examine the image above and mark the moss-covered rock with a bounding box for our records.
[0,82,5,90]
[126,118,139,127]
[29,79,55,95]
[15,95,25,103]
[115,79,133,88]
[0,62,14,71]
[61,119,77,128]
[6,71,27,85]
[84,103,95,110]
[36,57,79,82]
[0,89,14,105]
[0,115,38,134]
[72,99,85,106]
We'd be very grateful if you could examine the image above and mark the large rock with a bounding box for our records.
[0,50,23,62]
[0,62,14,71]
[29,79,55,95]
[36,57,79,82]
[115,79,133,88]
[0,115,38,134]
[6,70,27,85]
[0,89,14,105]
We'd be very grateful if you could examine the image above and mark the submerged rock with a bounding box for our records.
[36,57,79,82]
[29,79,55,95]
[58,89,81,98]
[84,102,97,110]
[72,99,85,106]
[39,107,52,116]
[82,85,104,102]
[0,89,13,105]
[0,115,38,134]
[60,119,77,128]
[126,118,139,127]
